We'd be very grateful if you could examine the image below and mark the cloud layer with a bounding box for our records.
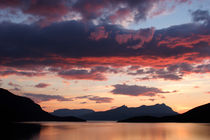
[0,9,210,81]
[0,9,209,84]
[23,93,73,103]
[23,93,113,104]
[0,0,190,25]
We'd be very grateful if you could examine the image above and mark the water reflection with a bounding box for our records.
[2,123,42,140]
[4,122,210,140]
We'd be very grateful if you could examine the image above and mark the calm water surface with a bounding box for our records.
[23,122,210,140]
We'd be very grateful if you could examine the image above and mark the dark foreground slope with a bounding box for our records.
[0,88,85,122]
[81,104,178,121]
[119,103,210,123]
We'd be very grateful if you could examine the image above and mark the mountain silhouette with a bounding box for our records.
[52,109,95,117]
[80,104,178,120]
[119,103,210,123]
[0,88,85,122]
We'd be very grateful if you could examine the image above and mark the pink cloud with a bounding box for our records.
[89,26,109,41]
[35,83,50,88]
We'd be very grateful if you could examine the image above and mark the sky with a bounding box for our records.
[0,0,210,113]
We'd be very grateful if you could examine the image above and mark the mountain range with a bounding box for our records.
[1,87,209,123]
[119,103,210,123]
[0,88,85,122]
[52,104,178,121]
[52,109,95,117]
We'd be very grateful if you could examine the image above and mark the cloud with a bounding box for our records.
[88,96,113,103]
[80,101,87,104]
[148,98,156,102]
[23,93,73,103]
[0,9,210,81]
[74,95,92,99]
[191,9,210,25]
[74,95,113,103]
[0,0,189,26]
[35,83,50,88]
[8,82,22,92]
[8,82,21,88]
[115,27,155,49]
[129,67,183,81]
[0,0,69,25]
[111,84,170,96]
[89,26,109,41]
[137,73,182,81]
[0,79,2,87]
[11,87,22,92]
[130,62,210,81]
[0,69,46,77]
[140,98,156,102]
[56,66,120,81]
[58,69,107,81]
[0,20,209,68]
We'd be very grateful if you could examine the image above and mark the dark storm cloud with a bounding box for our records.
[23,93,73,103]
[0,9,209,81]
[111,84,170,96]
[0,19,209,67]
[0,21,154,60]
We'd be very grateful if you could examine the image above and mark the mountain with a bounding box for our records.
[51,109,95,117]
[81,104,178,121]
[119,103,210,123]
[0,88,85,122]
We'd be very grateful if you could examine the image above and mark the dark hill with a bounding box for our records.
[81,104,178,121]
[119,103,210,123]
[52,109,95,117]
[0,88,85,122]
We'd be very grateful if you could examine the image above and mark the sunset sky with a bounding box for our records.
[0,0,210,113]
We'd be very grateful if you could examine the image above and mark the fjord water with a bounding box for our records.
[24,122,210,140]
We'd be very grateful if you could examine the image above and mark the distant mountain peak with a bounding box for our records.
[120,105,128,108]
[113,105,128,110]
[81,103,178,120]
[119,102,210,123]
[52,108,95,117]
[156,103,167,106]
[139,103,167,108]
